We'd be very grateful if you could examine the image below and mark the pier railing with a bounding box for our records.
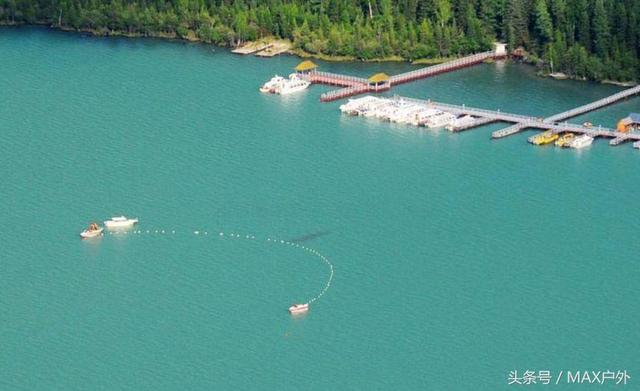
[400,97,536,123]
[390,51,495,85]
[545,84,640,123]
[302,71,369,87]
[320,84,377,102]
[492,84,640,138]
[302,50,502,101]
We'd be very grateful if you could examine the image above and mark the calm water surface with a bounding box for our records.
[1,27,638,390]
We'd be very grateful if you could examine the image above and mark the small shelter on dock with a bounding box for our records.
[368,73,390,91]
[494,42,507,57]
[295,60,318,74]
[617,113,640,132]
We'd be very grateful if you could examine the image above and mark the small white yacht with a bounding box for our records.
[389,104,421,123]
[409,108,441,126]
[568,134,594,149]
[80,222,103,239]
[276,74,311,95]
[446,115,476,131]
[425,112,456,128]
[339,96,381,115]
[104,216,139,229]
[377,100,412,121]
[259,75,285,93]
[288,303,309,314]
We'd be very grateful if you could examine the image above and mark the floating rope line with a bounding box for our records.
[101,228,334,308]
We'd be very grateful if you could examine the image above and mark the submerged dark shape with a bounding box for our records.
[288,231,331,243]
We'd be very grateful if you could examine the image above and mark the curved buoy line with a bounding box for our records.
[105,228,334,308]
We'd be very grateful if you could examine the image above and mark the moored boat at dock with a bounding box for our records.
[554,133,575,147]
[568,134,594,149]
[446,115,476,131]
[275,74,310,95]
[529,131,559,145]
[259,75,285,93]
[424,112,456,128]
[409,108,441,126]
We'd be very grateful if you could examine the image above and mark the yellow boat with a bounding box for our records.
[530,131,559,145]
[554,133,575,147]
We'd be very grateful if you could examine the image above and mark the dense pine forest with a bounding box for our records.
[1,0,639,81]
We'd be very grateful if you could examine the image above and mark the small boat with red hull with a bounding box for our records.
[288,303,309,314]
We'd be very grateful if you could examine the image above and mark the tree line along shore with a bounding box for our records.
[1,0,639,83]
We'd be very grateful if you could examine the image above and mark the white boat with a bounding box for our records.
[634,141,640,149]
[425,112,456,128]
[409,108,441,126]
[104,216,139,229]
[568,134,594,149]
[276,74,310,95]
[80,223,103,239]
[446,115,476,131]
[388,104,422,123]
[288,303,309,314]
[259,75,285,93]
[375,100,413,121]
[339,96,380,113]
[361,99,392,117]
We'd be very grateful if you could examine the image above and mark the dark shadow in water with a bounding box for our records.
[288,231,331,243]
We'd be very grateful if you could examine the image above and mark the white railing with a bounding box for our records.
[545,84,640,122]
[390,51,494,83]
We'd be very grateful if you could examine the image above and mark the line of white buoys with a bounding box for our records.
[201,229,334,306]
[100,226,334,310]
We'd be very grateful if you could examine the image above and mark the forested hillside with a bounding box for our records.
[1,0,639,81]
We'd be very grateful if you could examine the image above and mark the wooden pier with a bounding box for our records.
[389,51,498,85]
[293,45,507,102]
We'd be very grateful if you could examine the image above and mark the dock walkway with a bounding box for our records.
[545,85,640,123]
[301,48,505,102]
[392,89,640,146]
[389,51,497,85]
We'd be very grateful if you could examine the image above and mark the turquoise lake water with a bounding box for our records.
[1,27,639,390]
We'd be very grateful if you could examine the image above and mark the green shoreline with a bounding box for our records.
[2,23,637,87]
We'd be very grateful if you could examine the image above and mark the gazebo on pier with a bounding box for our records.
[368,73,391,91]
[295,60,318,74]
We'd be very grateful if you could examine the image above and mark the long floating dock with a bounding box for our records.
[398,84,640,141]
[403,85,640,146]
[491,84,640,138]
[341,90,639,148]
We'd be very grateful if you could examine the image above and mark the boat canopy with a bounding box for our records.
[629,113,640,124]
